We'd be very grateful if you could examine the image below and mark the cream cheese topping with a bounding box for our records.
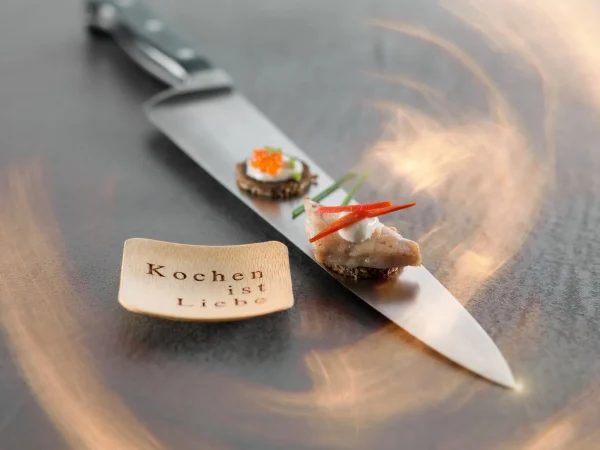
[246,155,303,182]
[337,212,382,243]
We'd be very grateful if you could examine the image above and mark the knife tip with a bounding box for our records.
[491,362,517,389]
[501,377,517,390]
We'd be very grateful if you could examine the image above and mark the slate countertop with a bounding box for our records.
[0,0,598,449]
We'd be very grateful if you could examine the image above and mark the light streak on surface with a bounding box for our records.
[0,162,164,450]
[244,321,468,448]
[356,17,551,305]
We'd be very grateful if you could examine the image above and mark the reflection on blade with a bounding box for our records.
[352,267,515,388]
[144,89,515,388]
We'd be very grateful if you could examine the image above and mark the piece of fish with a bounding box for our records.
[303,199,422,270]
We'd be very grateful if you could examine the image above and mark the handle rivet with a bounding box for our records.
[177,48,196,60]
[145,19,164,33]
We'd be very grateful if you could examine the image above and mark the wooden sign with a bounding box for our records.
[118,238,294,321]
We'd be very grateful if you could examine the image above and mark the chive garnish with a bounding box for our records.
[264,146,282,154]
[289,157,301,181]
[292,172,357,219]
[341,171,369,206]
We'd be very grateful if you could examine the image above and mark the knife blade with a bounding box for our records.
[87,0,516,388]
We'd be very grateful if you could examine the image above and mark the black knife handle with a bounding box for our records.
[86,0,218,87]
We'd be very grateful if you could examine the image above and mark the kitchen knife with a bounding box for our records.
[87,0,516,388]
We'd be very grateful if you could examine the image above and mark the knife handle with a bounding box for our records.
[86,0,225,87]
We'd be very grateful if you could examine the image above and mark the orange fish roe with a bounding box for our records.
[250,148,284,175]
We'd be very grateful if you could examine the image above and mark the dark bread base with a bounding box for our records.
[235,161,317,199]
[325,263,400,280]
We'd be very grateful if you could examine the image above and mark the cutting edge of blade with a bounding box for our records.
[326,265,517,389]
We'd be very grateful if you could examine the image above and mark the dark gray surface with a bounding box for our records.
[1,0,599,449]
